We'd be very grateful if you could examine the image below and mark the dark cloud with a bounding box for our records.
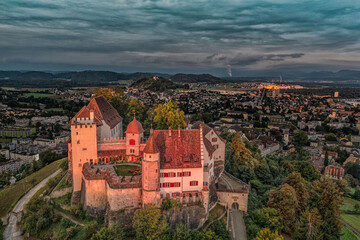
[0,0,360,74]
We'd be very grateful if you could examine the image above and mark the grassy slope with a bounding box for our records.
[344,197,360,206]
[341,214,360,233]
[0,158,65,218]
[341,226,360,240]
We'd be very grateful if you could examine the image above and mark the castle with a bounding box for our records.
[68,96,249,227]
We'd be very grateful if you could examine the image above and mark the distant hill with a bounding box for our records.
[0,70,225,84]
[170,73,226,84]
[301,70,360,81]
[130,76,185,91]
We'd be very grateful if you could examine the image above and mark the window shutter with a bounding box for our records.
[164,173,168,177]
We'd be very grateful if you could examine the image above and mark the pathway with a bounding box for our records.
[3,170,62,240]
[229,210,247,240]
[54,209,85,227]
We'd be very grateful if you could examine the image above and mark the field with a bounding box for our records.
[0,158,65,218]
[341,214,360,233]
[344,197,360,206]
[23,92,54,98]
[341,226,360,240]
[113,164,139,176]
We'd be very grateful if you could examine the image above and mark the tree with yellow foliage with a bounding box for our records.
[254,228,284,240]
[152,100,186,130]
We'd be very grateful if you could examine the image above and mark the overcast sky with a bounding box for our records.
[1,0,360,76]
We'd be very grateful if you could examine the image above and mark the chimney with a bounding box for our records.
[178,127,181,138]
[90,109,94,120]
[168,127,172,137]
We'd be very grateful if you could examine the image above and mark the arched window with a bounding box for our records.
[129,139,135,145]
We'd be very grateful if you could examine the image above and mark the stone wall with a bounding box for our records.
[105,208,137,230]
[217,191,248,212]
[164,205,207,229]
[107,184,142,211]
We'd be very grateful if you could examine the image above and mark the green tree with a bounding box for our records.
[309,177,342,240]
[290,161,321,182]
[295,208,323,240]
[324,133,337,142]
[91,224,125,240]
[152,100,186,129]
[268,184,298,235]
[324,151,329,167]
[294,131,308,146]
[253,228,284,240]
[252,208,283,233]
[283,172,309,215]
[132,205,169,240]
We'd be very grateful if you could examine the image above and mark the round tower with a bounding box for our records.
[142,129,161,207]
[125,115,144,160]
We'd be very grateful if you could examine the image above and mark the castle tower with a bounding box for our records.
[125,115,144,161]
[142,128,161,207]
[70,107,98,192]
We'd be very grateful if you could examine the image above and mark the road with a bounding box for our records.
[3,169,62,240]
[229,210,247,240]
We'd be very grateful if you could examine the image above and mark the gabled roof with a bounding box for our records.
[192,121,226,143]
[87,96,123,129]
[153,129,202,169]
[203,137,216,155]
[70,106,102,125]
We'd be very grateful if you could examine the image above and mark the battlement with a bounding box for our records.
[100,137,126,143]
[82,163,141,189]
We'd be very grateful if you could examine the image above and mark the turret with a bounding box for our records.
[125,114,144,160]
[142,128,161,207]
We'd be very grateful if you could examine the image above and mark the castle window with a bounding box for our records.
[77,140,80,144]
[76,132,78,135]
[149,155,151,159]
[129,139,135,145]
[212,138,217,142]
[82,148,87,151]
[160,173,164,178]
[183,171,191,177]
[190,181,198,186]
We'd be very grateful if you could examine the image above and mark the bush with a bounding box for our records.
[67,225,80,238]
[36,217,50,231]
[60,158,68,171]
[60,217,73,228]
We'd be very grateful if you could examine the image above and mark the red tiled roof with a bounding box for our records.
[125,116,144,134]
[70,106,102,125]
[88,96,123,129]
[143,133,159,153]
[324,165,344,178]
[153,129,202,169]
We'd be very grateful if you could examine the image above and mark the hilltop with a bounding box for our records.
[130,76,186,91]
